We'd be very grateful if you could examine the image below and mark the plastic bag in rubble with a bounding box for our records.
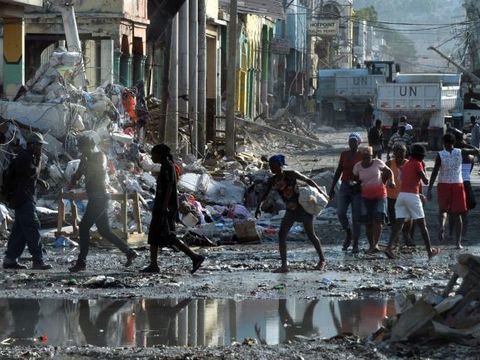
[125,177,143,193]
[45,81,67,103]
[50,51,82,67]
[48,163,64,184]
[26,63,49,88]
[32,67,60,93]
[178,173,211,194]
[64,160,81,182]
[297,185,328,215]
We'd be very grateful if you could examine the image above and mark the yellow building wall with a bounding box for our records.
[235,14,272,117]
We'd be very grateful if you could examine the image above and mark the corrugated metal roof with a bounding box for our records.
[219,0,285,20]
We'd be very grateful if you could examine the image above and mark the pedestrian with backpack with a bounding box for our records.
[3,132,52,270]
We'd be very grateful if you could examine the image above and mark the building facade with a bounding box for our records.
[23,0,149,90]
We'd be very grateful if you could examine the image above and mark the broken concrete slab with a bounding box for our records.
[434,295,463,314]
[390,300,437,341]
[0,101,86,139]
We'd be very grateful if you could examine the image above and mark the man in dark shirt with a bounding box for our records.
[3,132,51,270]
[368,119,384,159]
[69,136,138,272]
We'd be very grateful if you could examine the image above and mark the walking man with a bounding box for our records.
[427,133,479,249]
[69,136,138,272]
[387,117,412,160]
[368,119,384,159]
[329,133,363,253]
[3,132,52,270]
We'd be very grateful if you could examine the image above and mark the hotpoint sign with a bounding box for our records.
[311,20,339,36]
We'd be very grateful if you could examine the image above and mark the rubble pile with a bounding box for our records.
[376,253,480,346]
[0,49,337,249]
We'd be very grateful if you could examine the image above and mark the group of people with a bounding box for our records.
[2,117,478,274]
[330,124,479,260]
[2,133,204,274]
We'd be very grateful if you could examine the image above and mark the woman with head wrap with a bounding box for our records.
[353,146,394,254]
[255,155,328,273]
[141,144,205,274]
[329,133,363,253]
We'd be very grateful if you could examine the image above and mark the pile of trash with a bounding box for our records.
[0,49,338,248]
[375,253,480,345]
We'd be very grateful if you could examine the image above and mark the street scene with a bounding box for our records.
[0,0,480,359]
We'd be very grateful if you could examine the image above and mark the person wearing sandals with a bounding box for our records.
[255,155,327,273]
[352,147,394,254]
[329,133,363,253]
[141,144,204,274]
[384,144,439,259]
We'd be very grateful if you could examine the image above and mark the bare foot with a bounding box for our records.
[366,246,380,254]
[314,261,326,272]
[272,266,289,273]
[384,248,395,259]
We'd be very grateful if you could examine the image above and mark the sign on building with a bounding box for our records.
[311,20,339,36]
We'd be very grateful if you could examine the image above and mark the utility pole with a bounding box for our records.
[166,14,179,151]
[198,0,207,157]
[225,0,238,157]
[179,1,189,144]
[304,0,313,102]
[189,0,199,155]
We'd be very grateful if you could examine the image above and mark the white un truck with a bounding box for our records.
[374,73,462,150]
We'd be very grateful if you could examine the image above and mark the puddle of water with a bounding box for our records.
[0,297,394,347]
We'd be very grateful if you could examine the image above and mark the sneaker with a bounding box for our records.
[69,261,86,273]
[3,258,27,270]
[32,261,52,270]
[125,250,138,267]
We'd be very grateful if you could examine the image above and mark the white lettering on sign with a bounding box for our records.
[399,86,417,97]
[353,77,368,86]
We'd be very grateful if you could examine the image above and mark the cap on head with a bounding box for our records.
[26,132,48,145]
[348,132,362,144]
[268,154,287,166]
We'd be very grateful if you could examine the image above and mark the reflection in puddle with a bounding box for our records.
[0,298,394,347]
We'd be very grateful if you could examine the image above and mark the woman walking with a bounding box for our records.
[353,147,394,253]
[141,144,204,274]
[255,155,327,273]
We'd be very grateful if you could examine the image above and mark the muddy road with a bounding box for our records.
[0,128,479,359]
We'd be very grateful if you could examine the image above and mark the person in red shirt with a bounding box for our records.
[385,144,439,259]
[329,133,363,253]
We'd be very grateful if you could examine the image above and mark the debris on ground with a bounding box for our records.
[375,253,480,346]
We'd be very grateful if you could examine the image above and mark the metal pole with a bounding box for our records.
[428,46,480,84]
[179,1,189,141]
[189,0,199,155]
[198,0,207,157]
[225,0,238,157]
[166,14,179,150]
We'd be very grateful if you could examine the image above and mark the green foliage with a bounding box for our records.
[353,6,378,23]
